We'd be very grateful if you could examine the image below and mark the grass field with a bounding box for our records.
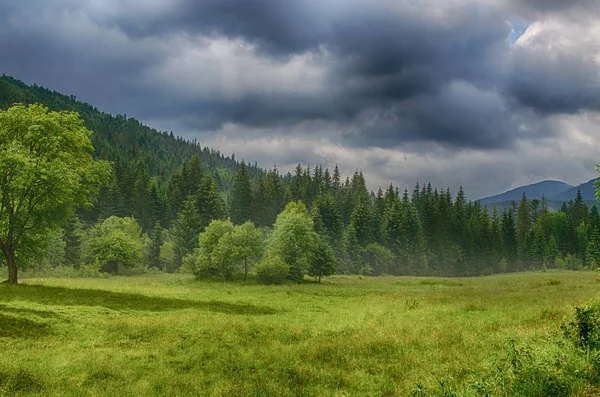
[1,271,599,396]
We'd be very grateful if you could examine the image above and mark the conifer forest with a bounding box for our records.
[1,75,598,282]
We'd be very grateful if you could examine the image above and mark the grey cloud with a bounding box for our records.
[508,23,600,115]
[0,0,599,197]
[504,0,599,16]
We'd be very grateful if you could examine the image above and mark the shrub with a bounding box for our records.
[255,255,289,285]
[562,298,600,351]
[82,217,144,274]
[556,254,583,270]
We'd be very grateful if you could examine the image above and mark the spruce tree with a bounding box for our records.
[230,160,253,224]
[196,174,227,230]
[149,221,163,269]
[170,197,202,266]
[516,193,531,264]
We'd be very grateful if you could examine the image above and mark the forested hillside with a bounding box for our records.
[2,75,600,280]
[0,75,261,229]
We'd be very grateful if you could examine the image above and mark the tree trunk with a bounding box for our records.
[6,249,18,285]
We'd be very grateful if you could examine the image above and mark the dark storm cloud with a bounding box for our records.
[108,0,328,55]
[505,0,599,16]
[0,0,598,156]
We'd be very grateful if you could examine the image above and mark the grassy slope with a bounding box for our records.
[0,271,598,396]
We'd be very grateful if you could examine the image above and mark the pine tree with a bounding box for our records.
[516,193,531,264]
[373,187,386,242]
[350,194,374,247]
[64,215,84,267]
[149,221,163,269]
[170,197,202,266]
[501,209,518,269]
[196,174,227,231]
[332,165,341,190]
[586,227,600,268]
[230,160,253,224]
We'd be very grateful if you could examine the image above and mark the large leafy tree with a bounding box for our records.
[0,104,109,284]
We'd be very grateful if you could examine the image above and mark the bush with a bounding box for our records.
[562,298,600,351]
[555,254,583,270]
[255,255,289,285]
[82,217,144,274]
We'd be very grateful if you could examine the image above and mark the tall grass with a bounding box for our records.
[0,271,599,396]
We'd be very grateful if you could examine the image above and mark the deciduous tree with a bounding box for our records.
[0,104,109,283]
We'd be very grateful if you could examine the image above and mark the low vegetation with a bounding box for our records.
[1,271,600,396]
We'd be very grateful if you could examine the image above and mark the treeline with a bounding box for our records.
[4,75,600,279]
[32,157,600,281]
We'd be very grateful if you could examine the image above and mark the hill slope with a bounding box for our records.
[0,75,266,228]
[550,178,600,201]
[0,75,261,188]
[478,180,573,205]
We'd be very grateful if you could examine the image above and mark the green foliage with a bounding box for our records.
[148,222,163,270]
[0,104,110,283]
[194,219,235,279]
[255,255,289,284]
[562,298,600,351]
[83,217,144,273]
[170,197,202,267]
[4,77,600,279]
[0,76,264,231]
[159,241,177,273]
[307,237,337,282]
[229,160,253,224]
[267,201,318,282]
[227,221,264,280]
[556,254,583,270]
[361,243,396,276]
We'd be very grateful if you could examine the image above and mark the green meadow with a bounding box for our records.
[1,271,599,396]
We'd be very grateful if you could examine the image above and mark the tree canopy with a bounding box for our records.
[0,104,109,283]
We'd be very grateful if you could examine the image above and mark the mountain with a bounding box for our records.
[478,180,573,205]
[550,178,600,201]
[0,74,263,229]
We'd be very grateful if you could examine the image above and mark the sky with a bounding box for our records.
[1,0,599,199]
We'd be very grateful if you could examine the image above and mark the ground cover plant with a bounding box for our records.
[1,270,600,396]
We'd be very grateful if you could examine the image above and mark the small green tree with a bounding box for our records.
[83,217,143,273]
[229,221,264,281]
[361,243,396,275]
[0,104,110,283]
[159,241,177,273]
[586,228,600,268]
[308,237,337,283]
[148,221,163,270]
[170,197,202,265]
[229,160,253,225]
[267,201,318,282]
[199,220,264,281]
[195,219,235,279]
[255,255,289,284]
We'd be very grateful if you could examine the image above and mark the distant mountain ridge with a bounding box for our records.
[551,178,600,202]
[478,180,574,205]
[479,178,600,208]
